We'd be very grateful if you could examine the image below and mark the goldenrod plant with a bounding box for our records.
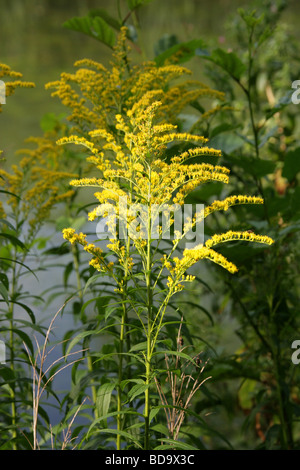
[0,65,85,448]
[1,0,298,450]
[53,28,273,450]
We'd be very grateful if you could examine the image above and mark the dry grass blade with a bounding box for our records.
[155,318,211,441]
[23,300,87,450]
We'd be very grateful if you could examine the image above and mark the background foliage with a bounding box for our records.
[0,0,299,450]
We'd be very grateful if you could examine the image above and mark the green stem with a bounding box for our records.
[117,297,126,450]
[116,233,131,450]
[273,351,290,449]
[116,133,134,448]
[144,195,153,450]
[246,27,270,223]
[71,245,99,419]
[8,221,20,449]
[71,244,82,298]
[132,10,147,60]
[268,300,293,449]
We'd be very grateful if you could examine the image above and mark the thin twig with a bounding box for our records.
[23,300,87,450]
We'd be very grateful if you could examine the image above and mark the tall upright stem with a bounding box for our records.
[117,143,132,449]
[117,297,126,450]
[116,235,130,450]
[72,244,99,419]
[9,251,17,449]
[144,194,153,450]
[8,209,21,450]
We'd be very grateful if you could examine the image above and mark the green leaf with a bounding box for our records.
[63,16,116,48]
[238,378,257,409]
[128,383,149,402]
[238,8,264,30]
[83,273,107,295]
[40,112,66,132]
[66,330,97,356]
[93,350,145,365]
[155,39,207,67]
[120,378,144,390]
[0,233,26,250]
[174,300,214,325]
[154,438,197,450]
[197,48,246,81]
[209,132,244,154]
[88,8,121,31]
[210,123,240,139]
[149,406,160,423]
[43,244,70,256]
[87,413,144,448]
[0,189,20,201]
[96,382,116,421]
[153,349,197,366]
[0,218,16,232]
[66,323,121,356]
[258,125,278,148]
[291,187,300,215]
[150,423,169,436]
[0,281,9,304]
[282,148,300,181]
[224,152,276,177]
[1,328,34,356]
[55,215,86,232]
[63,261,73,288]
[9,301,36,323]
[0,257,38,281]
[247,158,276,178]
[127,0,154,10]
[154,34,179,57]
[0,272,8,290]
[129,341,148,352]
[265,91,293,120]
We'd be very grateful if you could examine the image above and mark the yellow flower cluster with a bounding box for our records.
[192,195,265,226]
[0,63,35,111]
[62,228,111,272]
[204,230,274,249]
[0,131,78,242]
[47,27,274,282]
[58,95,228,223]
[181,245,239,274]
[58,86,274,278]
[45,27,224,135]
[163,229,274,286]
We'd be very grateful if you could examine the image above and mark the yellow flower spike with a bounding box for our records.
[69,177,104,187]
[47,27,273,284]
[0,63,35,113]
[180,245,239,274]
[192,195,265,226]
[204,231,274,249]
[62,228,77,244]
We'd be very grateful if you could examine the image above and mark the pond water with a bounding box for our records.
[1,0,299,160]
[1,0,299,448]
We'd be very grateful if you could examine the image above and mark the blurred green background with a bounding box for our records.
[1,0,299,161]
[1,0,300,449]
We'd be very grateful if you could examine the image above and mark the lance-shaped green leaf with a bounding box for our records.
[63,15,116,48]
[96,382,116,424]
[197,47,246,81]
[127,0,154,11]
[155,39,207,67]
